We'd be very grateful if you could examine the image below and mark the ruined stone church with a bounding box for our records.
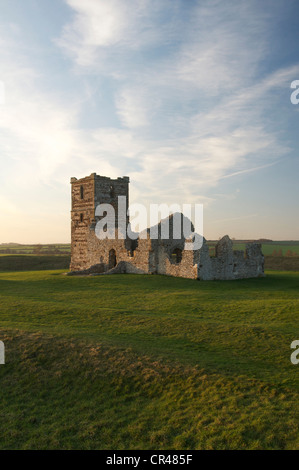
[70,173,264,280]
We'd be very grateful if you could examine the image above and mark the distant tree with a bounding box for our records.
[33,244,42,255]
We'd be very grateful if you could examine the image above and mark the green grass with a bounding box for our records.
[264,255,299,271]
[0,255,70,271]
[0,271,298,449]
[233,243,299,256]
[207,240,299,257]
[0,243,70,254]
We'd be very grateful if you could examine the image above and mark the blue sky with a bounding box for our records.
[0,0,299,242]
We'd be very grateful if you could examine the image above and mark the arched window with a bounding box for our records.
[110,184,115,198]
[108,249,117,269]
[80,213,84,222]
[80,185,84,199]
[171,248,182,264]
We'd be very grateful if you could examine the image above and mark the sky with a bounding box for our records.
[0,0,299,243]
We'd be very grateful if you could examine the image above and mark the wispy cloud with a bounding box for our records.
[55,0,296,203]
[58,0,174,68]
[210,213,259,224]
[115,87,150,128]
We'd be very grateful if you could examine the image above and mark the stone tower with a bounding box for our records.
[70,173,129,270]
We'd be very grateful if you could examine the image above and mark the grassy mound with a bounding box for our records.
[0,271,298,449]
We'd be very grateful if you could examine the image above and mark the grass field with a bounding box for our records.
[0,255,71,271]
[0,269,298,449]
[264,256,299,271]
[2,241,299,256]
[207,240,299,257]
[0,243,70,254]
[232,243,299,256]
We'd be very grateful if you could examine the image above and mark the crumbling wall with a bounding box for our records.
[198,236,264,280]
[147,213,198,279]
[211,235,235,279]
[242,243,264,278]
[85,230,151,274]
[197,239,213,280]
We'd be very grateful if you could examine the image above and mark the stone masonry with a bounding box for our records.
[70,173,264,280]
